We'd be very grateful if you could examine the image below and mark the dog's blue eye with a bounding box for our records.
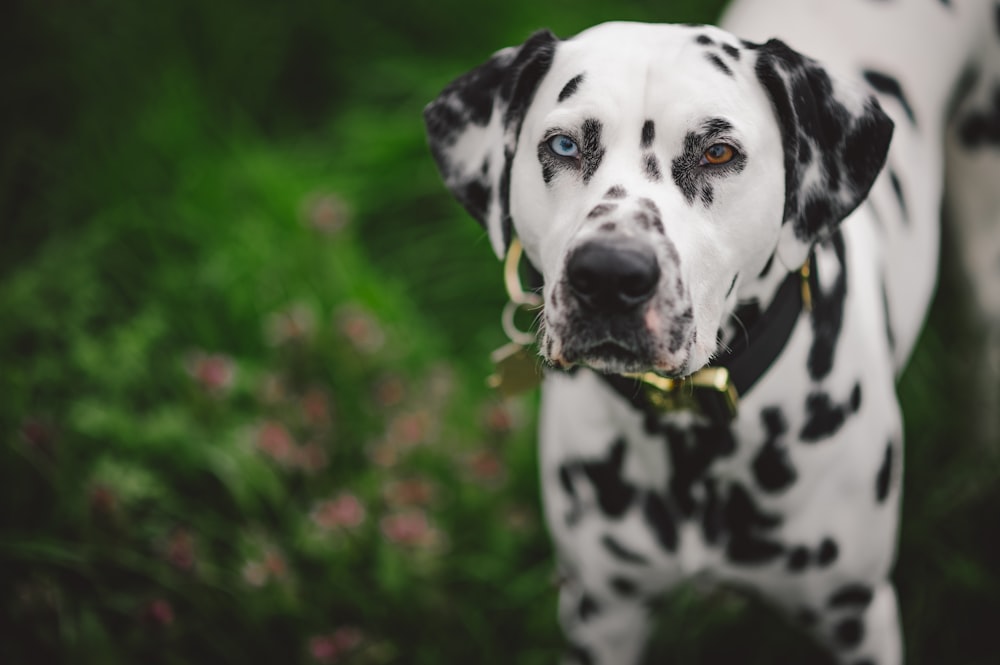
[548,134,580,158]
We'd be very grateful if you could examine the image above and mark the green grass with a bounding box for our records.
[2,0,998,663]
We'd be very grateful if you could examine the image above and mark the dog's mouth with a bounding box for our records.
[560,340,683,376]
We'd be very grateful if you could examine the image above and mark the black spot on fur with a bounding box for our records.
[660,425,736,516]
[641,120,656,149]
[751,408,797,492]
[797,608,818,627]
[722,482,785,564]
[800,383,862,442]
[559,73,585,103]
[816,538,839,566]
[701,478,722,544]
[458,180,492,215]
[829,584,874,609]
[605,185,627,199]
[863,70,916,125]
[695,34,715,46]
[876,441,894,502]
[759,253,775,278]
[601,534,650,565]
[808,232,848,380]
[701,184,714,207]
[538,143,557,184]
[725,274,738,298]
[558,464,582,526]
[722,43,741,60]
[644,153,662,182]
[642,491,678,552]
[578,593,600,621]
[610,576,639,597]
[567,642,595,665]
[639,198,660,215]
[882,282,896,352]
[958,84,1000,147]
[581,118,606,184]
[888,169,908,221]
[799,393,841,441]
[598,222,617,233]
[834,617,865,649]
[499,152,514,249]
[787,546,811,572]
[581,438,635,518]
[705,52,733,76]
[588,203,617,219]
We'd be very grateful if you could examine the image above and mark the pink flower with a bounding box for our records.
[309,635,339,664]
[266,303,317,347]
[308,626,363,664]
[242,548,289,587]
[302,192,351,235]
[165,528,196,572]
[483,403,514,435]
[293,441,329,473]
[89,484,119,520]
[312,493,366,531]
[18,418,57,457]
[383,478,436,508]
[242,560,268,588]
[367,439,401,469]
[372,374,406,408]
[257,422,296,465]
[335,305,385,354]
[380,509,438,548]
[142,599,175,628]
[464,449,507,487]
[301,386,333,430]
[258,373,290,406]
[185,352,235,395]
[387,410,430,447]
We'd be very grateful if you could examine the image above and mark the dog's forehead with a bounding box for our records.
[543,22,756,116]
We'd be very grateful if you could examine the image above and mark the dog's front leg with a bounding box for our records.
[556,570,654,665]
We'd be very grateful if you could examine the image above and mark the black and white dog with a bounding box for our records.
[424,1,1000,663]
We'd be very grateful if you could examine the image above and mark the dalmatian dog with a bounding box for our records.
[424,0,1000,663]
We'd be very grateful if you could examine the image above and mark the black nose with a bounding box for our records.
[566,239,661,312]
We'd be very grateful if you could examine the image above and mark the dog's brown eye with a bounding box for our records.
[701,143,735,166]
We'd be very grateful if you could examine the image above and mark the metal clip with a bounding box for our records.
[487,238,544,396]
[800,258,813,313]
[625,366,740,422]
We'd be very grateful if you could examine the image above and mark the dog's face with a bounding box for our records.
[425,22,892,376]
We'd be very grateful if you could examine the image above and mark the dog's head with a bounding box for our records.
[425,22,892,376]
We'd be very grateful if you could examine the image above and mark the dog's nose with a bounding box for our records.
[566,239,661,312]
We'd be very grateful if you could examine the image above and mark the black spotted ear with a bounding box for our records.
[753,39,894,269]
[424,30,558,258]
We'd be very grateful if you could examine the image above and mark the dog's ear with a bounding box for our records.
[753,39,894,269]
[424,30,559,259]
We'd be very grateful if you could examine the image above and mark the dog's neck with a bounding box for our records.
[717,248,806,359]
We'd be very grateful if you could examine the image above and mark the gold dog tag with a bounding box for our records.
[487,342,542,397]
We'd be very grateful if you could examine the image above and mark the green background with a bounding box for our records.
[2,1,997,663]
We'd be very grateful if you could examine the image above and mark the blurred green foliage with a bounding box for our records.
[1,0,997,664]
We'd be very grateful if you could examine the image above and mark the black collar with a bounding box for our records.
[600,256,815,423]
